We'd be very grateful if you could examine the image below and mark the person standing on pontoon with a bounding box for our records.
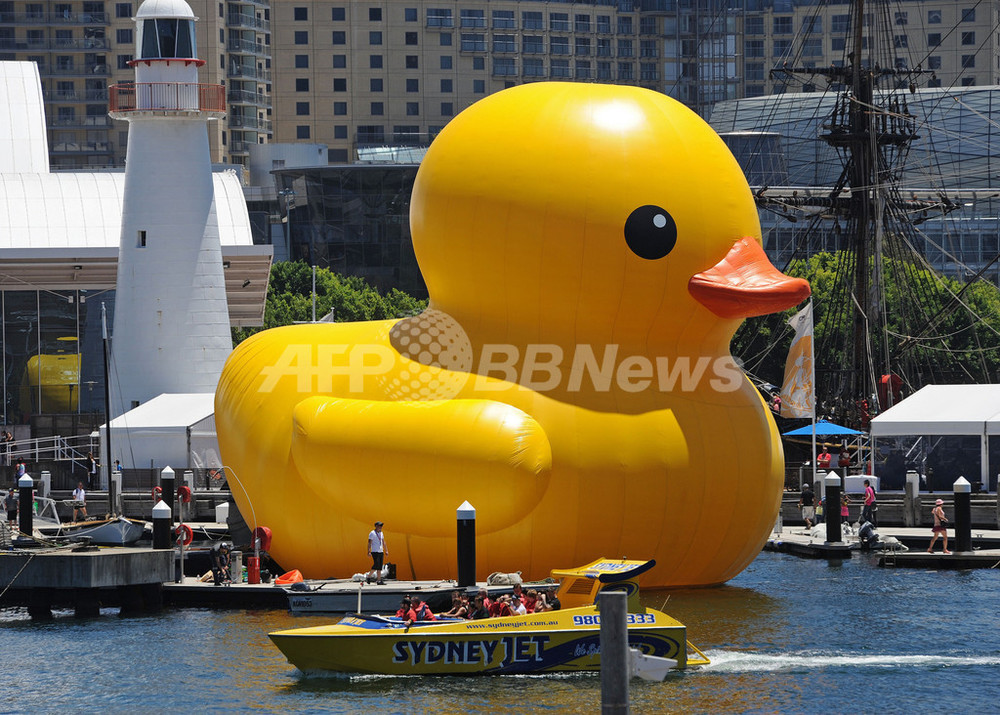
[367,521,387,584]
[72,481,88,522]
[4,487,17,526]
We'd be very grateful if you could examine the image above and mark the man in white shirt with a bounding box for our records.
[72,481,88,522]
[367,521,387,584]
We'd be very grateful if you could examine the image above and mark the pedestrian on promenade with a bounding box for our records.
[798,482,815,528]
[927,499,951,554]
[862,479,877,526]
[367,521,386,584]
[72,481,88,522]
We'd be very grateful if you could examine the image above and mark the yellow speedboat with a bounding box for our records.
[269,558,709,675]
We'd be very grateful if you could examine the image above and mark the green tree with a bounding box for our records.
[231,262,427,345]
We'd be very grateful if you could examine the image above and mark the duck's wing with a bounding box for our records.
[289,396,552,536]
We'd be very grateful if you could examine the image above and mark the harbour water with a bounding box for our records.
[2,550,998,713]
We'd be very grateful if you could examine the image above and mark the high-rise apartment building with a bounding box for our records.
[0,0,272,169]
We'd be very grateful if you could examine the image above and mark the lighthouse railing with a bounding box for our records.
[109,82,226,113]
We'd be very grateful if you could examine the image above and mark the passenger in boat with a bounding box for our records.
[396,597,417,622]
[470,594,490,620]
[411,596,437,621]
[493,594,513,618]
[438,591,470,619]
[367,521,387,585]
[476,588,492,613]
[816,447,832,470]
[522,588,539,613]
[210,541,232,585]
[510,595,527,616]
[72,481,88,522]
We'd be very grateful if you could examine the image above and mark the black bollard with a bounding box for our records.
[152,500,171,549]
[954,477,972,552]
[457,500,476,588]
[825,473,842,544]
[160,466,175,524]
[18,474,33,538]
[599,590,629,713]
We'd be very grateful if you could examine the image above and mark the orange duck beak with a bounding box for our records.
[688,237,811,319]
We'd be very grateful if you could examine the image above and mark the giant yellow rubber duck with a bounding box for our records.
[216,82,810,587]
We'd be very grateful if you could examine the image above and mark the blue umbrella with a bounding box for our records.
[782,420,865,437]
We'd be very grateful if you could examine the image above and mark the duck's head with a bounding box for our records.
[410,82,809,351]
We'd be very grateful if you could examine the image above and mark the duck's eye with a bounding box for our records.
[624,205,677,260]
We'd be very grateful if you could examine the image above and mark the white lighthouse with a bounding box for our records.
[108,0,231,417]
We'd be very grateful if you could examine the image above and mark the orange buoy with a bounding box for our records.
[274,569,303,585]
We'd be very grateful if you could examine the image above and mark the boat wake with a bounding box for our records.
[700,650,1000,672]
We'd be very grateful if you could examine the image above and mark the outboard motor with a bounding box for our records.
[857,520,879,551]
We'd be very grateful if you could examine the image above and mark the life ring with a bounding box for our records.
[174,523,193,546]
[152,486,162,503]
[252,526,272,552]
[177,485,192,504]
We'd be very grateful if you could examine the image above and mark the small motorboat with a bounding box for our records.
[39,514,148,546]
[268,558,710,675]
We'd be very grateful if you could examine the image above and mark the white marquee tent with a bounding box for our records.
[870,384,1000,488]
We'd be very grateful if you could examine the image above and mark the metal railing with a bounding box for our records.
[109,82,226,113]
[2,434,96,465]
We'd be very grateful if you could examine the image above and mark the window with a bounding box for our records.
[575,15,590,32]
[597,38,611,57]
[427,8,453,28]
[296,125,310,139]
[370,55,383,69]
[597,16,612,33]
[116,28,133,43]
[576,38,591,56]
[294,7,307,21]
[294,31,308,45]
[894,35,908,48]
[333,78,347,92]
[746,17,763,35]
[745,62,764,81]
[440,56,452,70]
[295,78,309,91]
[473,79,485,93]
[639,17,656,35]
[523,57,544,77]
[406,78,419,92]
[473,57,484,70]
[802,17,821,33]
[895,11,908,25]
[332,31,346,45]
[371,102,384,115]
[832,15,850,33]
[639,62,657,80]
[928,10,941,24]
[369,8,382,21]
[575,60,591,79]
[137,230,146,247]
[406,32,418,45]
[832,37,845,51]
[406,102,419,116]
[333,102,347,115]
[551,59,570,78]
[927,33,941,46]
[461,9,485,28]
[440,33,452,46]
[116,3,132,18]
[640,39,656,58]
[774,39,792,56]
[332,8,345,21]
[552,37,570,55]
[358,125,385,143]
[744,40,764,58]
[524,36,544,54]
[927,55,941,70]
[961,77,975,86]
[405,55,418,68]
[462,34,485,52]
[961,8,975,22]
[394,125,420,143]
[370,78,382,92]
[962,32,975,45]
[928,77,942,88]
[294,54,308,68]
[369,32,382,45]
[493,57,516,76]
[617,16,633,34]
[334,126,348,139]
[961,54,975,68]
[492,10,515,29]
[493,35,515,53]
[773,17,793,34]
[296,102,310,116]
[405,8,417,22]
[617,62,634,80]
[441,102,453,116]
[332,55,346,68]
[522,11,542,30]
[550,13,569,32]
[803,37,822,56]
[617,39,633,57]
[117,55,132,69]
